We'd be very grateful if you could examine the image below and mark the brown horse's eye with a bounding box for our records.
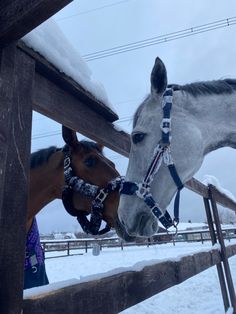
[84,157,97,168]
[132,132,146,144]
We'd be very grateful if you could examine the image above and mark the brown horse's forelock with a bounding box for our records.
[30,141,102,169]
[79,141,103,154]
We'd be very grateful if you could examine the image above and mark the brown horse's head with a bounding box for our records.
[62,126,135,241]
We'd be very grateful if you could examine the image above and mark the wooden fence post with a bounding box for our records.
[200,232,203,244]
[209,186,236,313]
[0,44,34,314]
[203,197,230,312]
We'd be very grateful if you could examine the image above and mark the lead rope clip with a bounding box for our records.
[173,219,179,237]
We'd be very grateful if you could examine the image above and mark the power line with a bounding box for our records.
[56,0,131,21]
[32,130,62,140]
[31,129,126,160]
[83,17,236,61]
[32,115,133,140]
[32,17,236,139]
[32,113,133,127]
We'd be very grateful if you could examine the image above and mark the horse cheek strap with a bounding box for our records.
[62,149,124,236]
[62,145,112,236]
[168,163,184,224]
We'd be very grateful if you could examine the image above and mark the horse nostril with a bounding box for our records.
[139,213,148,225]
[139,214,148,232]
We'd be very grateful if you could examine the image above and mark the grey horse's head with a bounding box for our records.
[118,57,204,238]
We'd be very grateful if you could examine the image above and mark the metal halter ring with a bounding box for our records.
[64,156,71,168]
[136,183,150,199]
[161,118,171,134]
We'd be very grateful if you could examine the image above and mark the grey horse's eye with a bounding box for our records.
[132,133,146,144]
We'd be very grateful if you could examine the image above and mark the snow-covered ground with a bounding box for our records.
[25,240,236,314]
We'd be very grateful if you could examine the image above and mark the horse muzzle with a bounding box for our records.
[119,209,158,238]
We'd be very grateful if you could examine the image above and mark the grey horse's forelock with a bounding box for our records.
[133,96,151,128]
[133,103,145,128]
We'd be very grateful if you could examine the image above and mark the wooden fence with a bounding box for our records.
[1,1,236,313]
[22,183,236,314]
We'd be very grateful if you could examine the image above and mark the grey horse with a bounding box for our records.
[118,56,236,238]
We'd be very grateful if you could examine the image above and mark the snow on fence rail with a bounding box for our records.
[23,244,236,314]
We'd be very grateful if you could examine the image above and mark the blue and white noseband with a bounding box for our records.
[120,88,184,230]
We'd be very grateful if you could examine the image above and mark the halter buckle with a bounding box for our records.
[163,147,174,165]
[162,95,173,105]
[160,118,171,134]
[136,183,150,199]
[162,88,173,105]
[96,189,108,203]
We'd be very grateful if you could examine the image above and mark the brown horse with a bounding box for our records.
[29,127,117,233]
[25,126,133,289]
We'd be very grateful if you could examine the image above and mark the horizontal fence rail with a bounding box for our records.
[185,179,236,212]
[23,244,236,314]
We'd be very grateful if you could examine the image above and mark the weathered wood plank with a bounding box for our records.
[18,41,119,123]
[33,71,130,157]
[23,245,236,314]
[0,0,72,48]
[185,177,209,198]
[0,45,34,313]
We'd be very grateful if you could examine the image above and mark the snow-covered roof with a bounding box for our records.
[22,19,112,109]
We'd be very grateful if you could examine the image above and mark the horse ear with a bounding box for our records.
[62,126,79,148]
[150,57,167,96]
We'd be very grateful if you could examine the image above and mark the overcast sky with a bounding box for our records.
[33,0,236,233]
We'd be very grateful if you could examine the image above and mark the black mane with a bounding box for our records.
[168,78,236,97]
[30,146,60,169]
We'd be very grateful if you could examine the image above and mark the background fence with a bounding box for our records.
[41,227,236,258]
